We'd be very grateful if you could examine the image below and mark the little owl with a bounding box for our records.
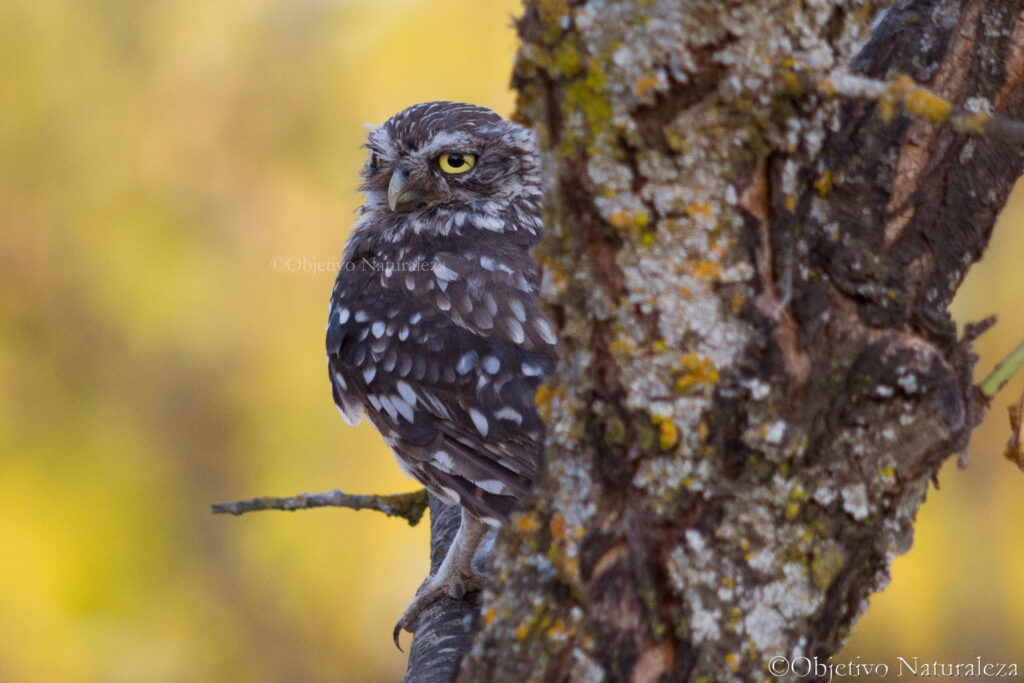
[325,102,555,640]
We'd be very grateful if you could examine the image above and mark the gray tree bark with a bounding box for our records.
[405,0,1024,680]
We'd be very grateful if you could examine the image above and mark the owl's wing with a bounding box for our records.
[326,248,557,520]
[326,291,366,427]
[397,249,558,353]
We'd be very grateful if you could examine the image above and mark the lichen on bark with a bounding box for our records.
[406,1,1024,681]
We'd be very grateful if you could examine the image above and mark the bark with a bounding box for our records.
[404,1,1024,681]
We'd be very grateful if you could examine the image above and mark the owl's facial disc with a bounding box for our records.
[387,168,424,212]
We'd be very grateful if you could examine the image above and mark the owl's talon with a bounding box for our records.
[393,621,405,651]
[391,509,488,648]
[392,569,483,649]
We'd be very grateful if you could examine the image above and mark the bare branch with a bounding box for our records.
[817,70,1024,142]
[212,488,429,526]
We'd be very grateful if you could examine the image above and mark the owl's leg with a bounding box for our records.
[393,507,489,645]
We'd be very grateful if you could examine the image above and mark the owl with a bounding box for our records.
[325,102,556,638]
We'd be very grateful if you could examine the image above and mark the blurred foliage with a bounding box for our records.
[0,1,1021,681]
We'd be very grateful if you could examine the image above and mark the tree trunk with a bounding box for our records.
[406,1,1024,680]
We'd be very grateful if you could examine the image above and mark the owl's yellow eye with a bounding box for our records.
[438,152,476,174]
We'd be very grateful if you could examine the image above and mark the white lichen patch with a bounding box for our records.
[765,420,786,445]
[813,484,838,506]
[546,447,598,544]
[632,453,709,505]
[746,547,778,574]
[744,572,820,653]
[841,483,870,520]
[744,602,787,653]
[766,564,821,620]
[688,593,723,644]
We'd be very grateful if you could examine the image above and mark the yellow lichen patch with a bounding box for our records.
[562,555,580,581]
[782,70,801,92]
[692,260,721,281]
[552,42,581,76]
[484,607,497,625]
[665,129,688,153]
[609,338,635,355]
[814,170,833,196]
[514,511,541,535]
[676,352,720,393]
[686,201,714,221]
[535,383,560,422]
[534,0,569,25]
[515,622,531,641]
[726,652,740,672]
[675,376,695,393]
[635,74,659,97]
[680,285,692,299]
[652,339,667,352]
[609,210,633,228]
[562,60,612,154]
[538,255,568,295]
[904,84,952,123]
[659,421,678,450]
[546,618,568,639]
[958,111,988,134]
[728,607,743,631]
[730,293,744,315]
[604,416,626,445]
[609,210,650,235]
[785,194,796,211]
[785,486,806,518]
[550,513,567,541]
[810,548,846,589]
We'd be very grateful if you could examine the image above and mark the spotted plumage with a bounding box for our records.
[325,102,554,636]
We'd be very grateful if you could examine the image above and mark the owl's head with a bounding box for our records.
[361,102,540,216]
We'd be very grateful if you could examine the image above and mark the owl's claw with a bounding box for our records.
[392,509,490,649]
[392,569,484,649]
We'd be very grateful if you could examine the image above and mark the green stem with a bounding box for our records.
[979,338,1024,398]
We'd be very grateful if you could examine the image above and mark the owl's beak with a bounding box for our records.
[387,169,423,211]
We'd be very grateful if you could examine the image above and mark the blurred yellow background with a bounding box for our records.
[0,1,1021,681]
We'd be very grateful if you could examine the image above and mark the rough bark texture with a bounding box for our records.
[404,1,1024,681]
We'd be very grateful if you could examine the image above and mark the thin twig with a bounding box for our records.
[980,338,1024,398]
[211,488,429,526]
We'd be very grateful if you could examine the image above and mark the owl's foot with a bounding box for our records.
[393,509,489,649]
[392,562,484,648]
